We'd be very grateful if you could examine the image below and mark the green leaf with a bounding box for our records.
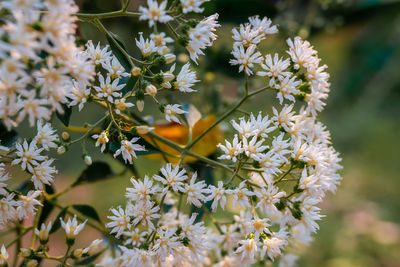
[50,207,68,234]
[72,204,101,223]
[0,122,18,148]
[75,251,103,265]
[72,161,116,187]
[56,104,72,126]
[106,34,132,72]
[121,74,137,95]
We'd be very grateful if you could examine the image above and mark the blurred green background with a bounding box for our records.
[6,0,400,266]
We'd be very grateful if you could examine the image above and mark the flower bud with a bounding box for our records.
[136,126,154,135]
[61,132,70,141]
[19,248,32,258]
[35,222,52,245]
[164,53,176,64]
[57,146,66,155]
[163,72,175,82]
[145,84,157,97]
[83,239,105,256]
[26,259,38,267]
[84,155,92,166]
[136,100,144,112]
[131,67,141,76]
[72,248,83,259]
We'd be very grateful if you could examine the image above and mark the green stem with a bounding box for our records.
[94,19,134,69]
[69,114,109,145]
[61,245,72,266]
[274,164,295,185]
[76,10,140,21]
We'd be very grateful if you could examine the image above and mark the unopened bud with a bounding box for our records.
[145,84,157,97]
[163,72,175,82]
[84,155,92,166]
[136,126,154,135]
[164,53,176,64]
[131,67,141,76]
[57,146,66,155]
[26,259,38,267]
[20,248,32,258]
[72,248,83,259]
[136,100,144,112]
[61,132,70,141]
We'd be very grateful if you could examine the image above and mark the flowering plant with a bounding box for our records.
[0,0,342,266]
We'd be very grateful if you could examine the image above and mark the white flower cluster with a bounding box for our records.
[0,0,95,129]
[104,164,212,266]
[0,0,342,266]
[0,121,59,230]
[230,16,330,116]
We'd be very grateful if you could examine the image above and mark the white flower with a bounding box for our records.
[152,228,181,261]
[255,183,286,214]
[131,200,160,229]
[102,56,129,79]
[31,159,57,190]
[184,172,207,207]
[16,190,42,220]
[35,222,52,243]
[114,98,134,114]
[150,32,173,53]
[248,216,271,240]
[261,230,288,260]
[257,53,291,86]
[34,121,58,150]
[123,229,147,246]
[272,104,296,132]
[126,175,160,202]
[256,151,283,176]
[136,32,156,57]
[232,23,264,48]
[93,74,124,103]
[67,80,91,111]
[274,75,301,104]
[164,104,187,124]
[232,117,254,138]
[16,91,51,127]
[186,14,220,64]
[113,138,146,164]
[85,40,112,65]
[180,0,210,13]
[299,197,323,233]
[226,181,254,209]
[236,239,258,263]
[0,245,8,266]
[217,134,243,163]
[242,136,268,160]
[83,239,104,256]
[61,215,87,240]
[204,181,227,211]
[12,140,45,172]
[139,0,172,27]
[106,207,131,238]
[173,63,199,93]
[270,133,291,161]
[92,131,109,153]
[249,112,276,138]
[298,167,320,193]
[248,16,278,36]
[230,44,263,76]
[154,163,188,193]
[286,37,318,70]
